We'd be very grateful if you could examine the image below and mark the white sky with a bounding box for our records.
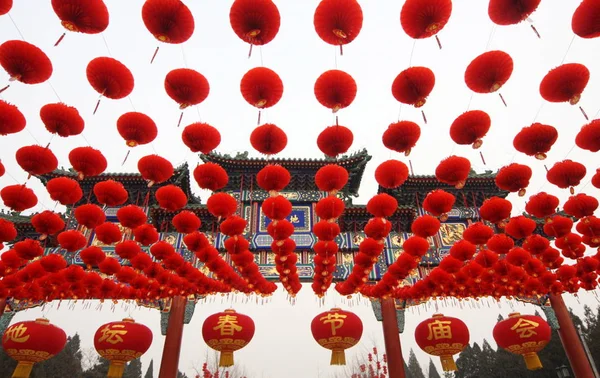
[2,1,600,377]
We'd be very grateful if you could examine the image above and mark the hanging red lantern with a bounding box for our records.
[311,308,362,365]
[382,121,421,155]
[2,318,67,378]
[572,0,600,39]
[16,145,59,176]
[86,57,134,114]
[1,184,38,212]
[488,0,541,37]
[563,193,599,219]
[0,100,26,135]
[51,0,109,46]
[315,164,348,193]
[313,0,363,53]
[375,160,409,189]
[495,163,532,196]
[314,70,357,113]
[392,67,435,112]
[202,309,255,367]
[94,180,128,207]
[117,112,157,148]
[493,313,551,370]
[250,123,287,155]
[317,125,353,157]
[411,215,441,238]
[230,0,280,51]
[31,211,65,239]
[540,63,590,119]
[575,119,600,152]
[513,123,558,160]
[257,164,291,193]
[116,205,147,229]
[40,103,85,137]
[240,67,283,109]
[401,0,452,48]
[0,40,53,90]
[69,146,108,179]
[415,314,469,371]
[182,122,221,154]
[74,204,106,229]
[525,192,559,220]
[479,197,512,226]
[423,190,455,221]
[142,0,194,44]
[137,155,173,187]
[465,51,513,106]
[435,156,471,189]
[165,68,210,110]
[505,216,537,239]
[172,210,201,233]
[593,169,600,189]
[546,160,587,194]
[57,230,87,252]
[194,163,229,191]
[449,110,491,149]
[0,0,12,15]
[94,318,152,378]
[155,185,188,211]
[0,218,17,243]
[207,193,238,219]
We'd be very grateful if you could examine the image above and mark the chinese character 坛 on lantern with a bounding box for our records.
[98,324,128,344]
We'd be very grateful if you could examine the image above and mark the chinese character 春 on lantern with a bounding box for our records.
[93,318,153,378]
[414,314,470,372]
[202,309,255,367]
[2,318,67,378]
[493,312,551,370]
[310,308,363,365]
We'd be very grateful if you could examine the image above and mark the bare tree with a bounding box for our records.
[191,350,249,378]
[81,347,99,371]
[333,342,389,378]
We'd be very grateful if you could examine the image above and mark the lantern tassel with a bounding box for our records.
[530,24,541,39]
[150,46,159,64]
[257,110,261,125]
[248,44,253,59]
[480,151,486,165]
[0,84,9,94]
[435,35,442,49]
[107,362,126,378]
[121,150,131,166]
[54,32,66,47]
[330,349,346,365]
[93,97,102,115]
[499,93,507,107]
[177,111,184,127]
[421,110,427,124]
[219,351,234,367]
[579,106,589,120]
[522,352,543,370]
[440,355,457,372]
[12,362,34,378]
[339,44,343,56]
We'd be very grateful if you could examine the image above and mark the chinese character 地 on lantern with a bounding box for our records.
[310,308,363,365]
[2,318,67,378]
[492,312,551,370]
[202,309,256,367]
[93,318,153,378]
[414,313,470,372]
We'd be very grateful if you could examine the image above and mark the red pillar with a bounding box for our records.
[158,296,187,378]
[381,298,406,378]
[0,298,6,318]
[549,293,595,378]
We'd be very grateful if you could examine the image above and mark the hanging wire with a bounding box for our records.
[8,14,26,40]
[560,35,576,65]
[484,25,497,51]
[407,40,416,67]
[101,33,113,57]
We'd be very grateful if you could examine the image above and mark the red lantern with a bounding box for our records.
[449,110,491,149]
[16,145,59,176]
[401,0,452,43]
[164,68,210,109]
[240,67,283,109]
[392,67,435,108]
[311,308,363,365]
[40,103,85,137]
[51,0,109,45]
[230,0,280,48]
[250,123,287,155]
[142,0,194,44]
[540,63,590,119]
[69,146,107,179]
[194,163,229,191]
[465,51,513,106]
[86,57,134,114]
[1,184,38,212]
[2,318,67,378]
[317,125,353,157]
[0,100,26,135]
[0,0,12,15]
[488,0,541,25]
[575,119,600,152]
[495,163,532,196]
[117,112,157,147]
[513,123,558,160]
[0,40,53,86]
[415,314,469,371]
[314,70,357,113]
[94,318,152,378]
[202,309,255,367]
[382,121,421,155]
[181,122,221,154]
[572,0,600,39]
[493,312,551,370]
[546,160,587,194]
[435,156,471,189]
[313,0,363,52]
[137,155,173,186]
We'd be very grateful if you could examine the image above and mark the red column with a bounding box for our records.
[0,298,6,318]
[158,296,187,378]
[549,293,595,378]
[381,298,406,378]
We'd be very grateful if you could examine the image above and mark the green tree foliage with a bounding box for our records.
[583,305,600,373]
[407,349,426,378]
[428,358,441,378]
[144,359,154,378]
[123,358,143,378]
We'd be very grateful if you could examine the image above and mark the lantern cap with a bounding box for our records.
[508,312,522,318]
[330,307,342,311]
[432,313,445,318]
[122,318,135,323]
[35,318,50,325]
[224,309,237,314]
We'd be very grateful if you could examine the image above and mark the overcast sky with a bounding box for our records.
[2,1,600,377]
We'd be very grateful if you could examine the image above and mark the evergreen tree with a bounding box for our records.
[407,349,426,378]
[583,305,600,373]
[404,360,411,378]
[144,359,154,378]
[455,343,482,378]
[123,358,143,378]
[478,340,496,378]
[427,358,441,378]
[442,372,454,378]
[82,357,110,378]
[177,371,188,378]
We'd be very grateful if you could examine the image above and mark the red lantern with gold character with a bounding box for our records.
[311,308,363,365]
[202,309,255,367]
[493,312,551,370]
[414,314,469,371]
[2,318,67,378]
[93,318,153,378]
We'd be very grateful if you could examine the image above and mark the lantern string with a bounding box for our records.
[485,25,496,51]
[408,41,416,67]
[8,14,26,40]
[101,33,113,57]
[560,35,576,65]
